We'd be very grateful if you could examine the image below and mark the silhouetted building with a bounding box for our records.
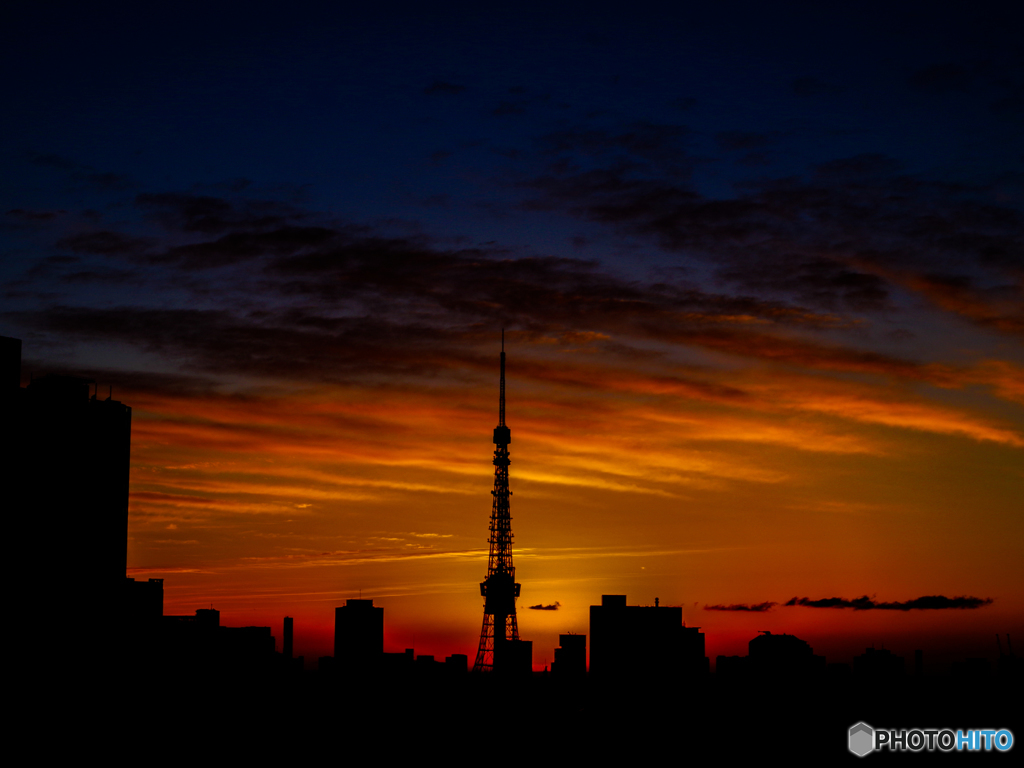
[445,653,468,675]
[493,638,532,677]
[414,654,441,678]
[219,625,276,667]
[125,577,164,625]
[715,655,750,682]
[8,358,132,591]
[748,631,825,680]
[196,608,220,628]
[124,577,165,671]
[334,598,384,675]
[680,624,708,676]
[590,595,708,682]
[282,616,304,671]
[155,607,275,673]
[380,647,415,677]
[5,337,132,668]
[389,652,470,682]
[552,634,586,680]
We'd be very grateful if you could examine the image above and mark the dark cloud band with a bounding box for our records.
[704,602,777,612]
[785,595,993,611]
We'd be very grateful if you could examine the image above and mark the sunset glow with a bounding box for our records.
[3,2,1021,675]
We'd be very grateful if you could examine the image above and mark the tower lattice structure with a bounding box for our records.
[473,333,521,672]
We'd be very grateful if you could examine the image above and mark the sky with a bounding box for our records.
[2,1,1022,669]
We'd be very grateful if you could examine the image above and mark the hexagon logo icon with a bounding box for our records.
[849,722,875,757]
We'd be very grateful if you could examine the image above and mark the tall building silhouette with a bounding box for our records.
[283,616,294,659]
[335,598,384,674]
[4,337,132,625]
[473,333,522,672]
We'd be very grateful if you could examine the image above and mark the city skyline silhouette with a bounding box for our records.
[2,6,1022,755]
[5,333,1018,673]
[4,331,1021,758]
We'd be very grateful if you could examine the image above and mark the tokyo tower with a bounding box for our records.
[472,332,521,672]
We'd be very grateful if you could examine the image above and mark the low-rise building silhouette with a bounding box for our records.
[552,633,586,680]
[153,606,276,674]
[748,631,825,680]
[445,653,468,675]
[589,594,708,682]
[715,654,749,681]
[493,637,532,677]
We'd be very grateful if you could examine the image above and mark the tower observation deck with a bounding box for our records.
[473,332,521,672]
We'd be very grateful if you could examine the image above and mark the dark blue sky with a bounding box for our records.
[2,1,1021,374]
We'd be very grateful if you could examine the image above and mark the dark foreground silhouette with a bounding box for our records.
[6,335,1019,761]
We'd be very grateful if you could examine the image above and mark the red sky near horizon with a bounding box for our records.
[112,331,1022,669]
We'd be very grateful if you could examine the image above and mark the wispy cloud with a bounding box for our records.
[528,602,561,610]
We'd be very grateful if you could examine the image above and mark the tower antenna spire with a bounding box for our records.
[499,328,505,427]
[473,332,520,672]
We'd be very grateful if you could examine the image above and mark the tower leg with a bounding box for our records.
[473,613,494,672]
